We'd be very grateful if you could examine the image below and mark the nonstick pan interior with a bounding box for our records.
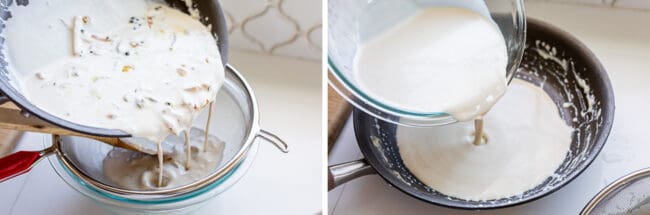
[352,18,615,209]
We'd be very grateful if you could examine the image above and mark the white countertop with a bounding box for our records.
[0,50,323,215]
[329,2,650,214]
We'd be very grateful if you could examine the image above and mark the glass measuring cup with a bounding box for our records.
[328,0,526,126]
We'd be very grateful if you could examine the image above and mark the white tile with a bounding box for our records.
[327,117,362,165]
[308,25,322,51]
[614,0,650,10]
[220,0,268,23]
[273,36,321,60]
[530,0,613,6]
[14,133,50,151]
[10,157,107,215]
[0,133,49,215]
[220,0,322,60]
[0,173,29,215]
[195,51,323,214]
[281,0,322,28]
[229,28,265,52]
[327,117,361,214]
[243,8,299,52]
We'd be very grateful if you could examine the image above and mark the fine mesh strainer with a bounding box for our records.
[582,168,650,215]
[47,65,288,200]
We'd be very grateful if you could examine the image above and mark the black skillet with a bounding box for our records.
[328,18,615,209]
[0,0,229,137]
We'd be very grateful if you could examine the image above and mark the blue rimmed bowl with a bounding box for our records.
[45,65,288,214]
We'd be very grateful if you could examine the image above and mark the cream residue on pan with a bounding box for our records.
[369,38,603,203]
[523,40,602,188]
[397,79,573,201]
[182,0,201,19]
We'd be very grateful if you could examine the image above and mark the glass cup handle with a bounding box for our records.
[257,129,289,153]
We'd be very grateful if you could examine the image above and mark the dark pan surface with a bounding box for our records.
[0,0,228,137]
[353,18,615,209]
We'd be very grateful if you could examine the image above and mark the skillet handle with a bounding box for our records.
[0,147,54,183]
[328,159,375,191]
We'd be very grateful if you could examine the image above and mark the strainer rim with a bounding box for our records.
[50,64,260,199]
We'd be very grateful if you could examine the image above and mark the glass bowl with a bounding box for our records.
[45,65,287,214]
[328,0,526,126]
[48,137,259,215]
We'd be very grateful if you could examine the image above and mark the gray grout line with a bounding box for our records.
[330,148,364,215]
[532,0,650,12]
[330,184,347,215]
[8,134,48,215]
[328,119,362,215]
[8,171,33,215]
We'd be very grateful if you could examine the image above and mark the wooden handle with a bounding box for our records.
[0,102,82,136]
[0,102,136,150]
[327,83,352,152]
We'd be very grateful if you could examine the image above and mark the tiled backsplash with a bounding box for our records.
[525,0,650,10]
[220,0,321,61]
[219,0,647,61]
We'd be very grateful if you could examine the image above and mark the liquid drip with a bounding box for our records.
[204,102,214,152]
[473,118,485,145]
[103,127,225,190]
[156,101,214,187]
[157,140,163,187]
[184,130,191,170]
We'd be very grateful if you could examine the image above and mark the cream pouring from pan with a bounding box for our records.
[0,0,229,184]
[0,0,229,138]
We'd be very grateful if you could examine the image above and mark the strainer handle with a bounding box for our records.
[257,129,289,153]
[0,147,53,183]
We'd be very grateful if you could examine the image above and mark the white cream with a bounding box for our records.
[9,2,223,142]
[397,80,573,201]
[354,7,508,121]
[3,0,224,188]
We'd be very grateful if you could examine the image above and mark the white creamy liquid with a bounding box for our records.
[354,7,508,121]
[397,80,573,201]
[5,1,224,143]
[3,0,224,188]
